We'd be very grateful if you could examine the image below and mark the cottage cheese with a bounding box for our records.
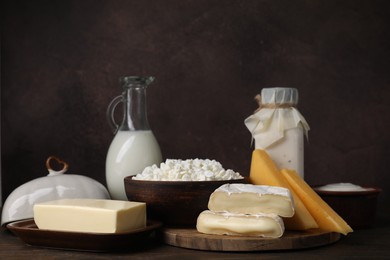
[132,159,243,181]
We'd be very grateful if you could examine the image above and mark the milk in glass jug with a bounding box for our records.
[106,76,162,200]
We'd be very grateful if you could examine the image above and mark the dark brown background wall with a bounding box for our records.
[2,0,390,219]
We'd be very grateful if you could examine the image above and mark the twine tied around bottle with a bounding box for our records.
[247,94,310,149]
[254,94,296,113]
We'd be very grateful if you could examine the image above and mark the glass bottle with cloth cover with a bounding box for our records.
[245,88,309,178]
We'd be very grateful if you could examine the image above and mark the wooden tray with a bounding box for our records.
[160,227,341,251]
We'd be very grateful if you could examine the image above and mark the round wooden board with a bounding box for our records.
[160,228,341,251]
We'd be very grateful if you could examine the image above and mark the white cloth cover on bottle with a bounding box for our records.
[244,88,310,149]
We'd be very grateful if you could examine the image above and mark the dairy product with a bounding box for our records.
[197,210,284,238]
[245,88,310,178]
[132,158,243,181]
[208,184,294,217]
[199,181,291,237]
[34,199,146,233]
[249,149,318,230]
[266,127,304,177]
[106,130,162,200]
[281,169,353,235]
[315,183,374,192]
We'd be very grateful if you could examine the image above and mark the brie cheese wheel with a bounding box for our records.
[33,199,146,233]
[196,210,284,238]
[208,183,295,217]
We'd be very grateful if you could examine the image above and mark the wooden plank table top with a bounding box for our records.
[1,217,389,259]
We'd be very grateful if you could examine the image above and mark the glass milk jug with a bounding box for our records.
[106,76,162,200]
[245,88,310,178]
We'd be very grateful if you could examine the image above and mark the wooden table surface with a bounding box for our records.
[1,218,389,260]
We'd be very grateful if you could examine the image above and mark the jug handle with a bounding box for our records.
[107,95,123,134]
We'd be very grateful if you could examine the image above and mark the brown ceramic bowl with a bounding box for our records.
[313,186,381,229]
[124,177,249,227]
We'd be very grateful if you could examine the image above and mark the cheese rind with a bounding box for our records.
[33,199,146,233]
[249,149,318,230]
[281,169,353,235]
[208,183,295,217]
[196,210,284,238]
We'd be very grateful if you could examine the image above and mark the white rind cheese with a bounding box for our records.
[196,210,284,238]
[208,183,295,217]
[33,199,146,233]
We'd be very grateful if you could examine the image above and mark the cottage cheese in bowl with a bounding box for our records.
[132,159,243,181]
[126,159,246,226]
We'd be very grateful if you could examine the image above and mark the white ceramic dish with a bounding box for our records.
[1,156,110,226]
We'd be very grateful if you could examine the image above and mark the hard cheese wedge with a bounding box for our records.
[281,169,353,235]
[249,149,318,230]
[208,183,294,217]
[34,199,146,233]
[196,210,284,238]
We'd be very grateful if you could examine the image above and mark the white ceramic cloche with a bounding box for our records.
[1,156,111,227]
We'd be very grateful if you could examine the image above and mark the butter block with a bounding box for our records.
[196,210,284,238]
[33,199,146,233]
[281,169,353,235]
[208,183,294,217]
[249,149,318,230]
